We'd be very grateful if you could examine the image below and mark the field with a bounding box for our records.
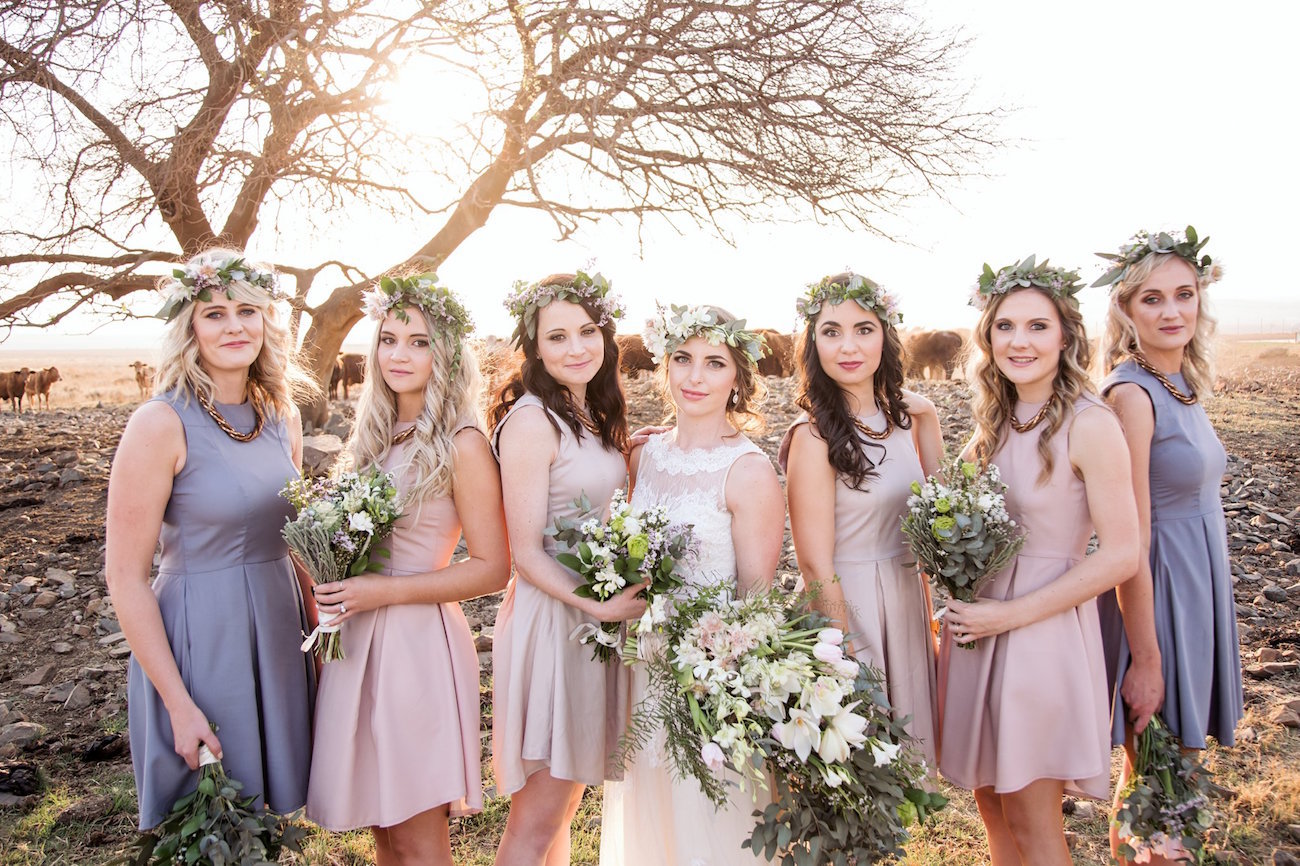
[0,337,1298,865]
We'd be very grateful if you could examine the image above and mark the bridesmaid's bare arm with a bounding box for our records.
[903,390,944,477]
[1106,382,1164,733]
[946,407,1139,641]
[726,451,785,596]
[316,429,512,619]
[785,423,853,638]
[105,401,222,768]
[498,404,645,622]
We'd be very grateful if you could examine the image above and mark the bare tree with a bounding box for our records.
[1,0,997,422]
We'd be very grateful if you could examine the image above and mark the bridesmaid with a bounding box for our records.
[779,272,942,771]
[1094,229,1241,864]
[940,256,1139,866]
[490,272,646,866]
[305,275,509,864]
[106,249,317,829]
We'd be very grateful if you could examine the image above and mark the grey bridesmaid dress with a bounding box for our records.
[1098,359,1243,748]
[127,388,314,829]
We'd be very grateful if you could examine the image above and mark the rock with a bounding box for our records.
[80,734,128,762]
[55,793,113,824]
[1238,726,1258,744]
[71,624,92,638]
[62,685,93,711]
[51,450,79,468]
[474,633,493,652]
[45,568,74,585]
[0,722,46,749]
[1273,851,1299,866]
[1287,824,1300,843]
[108,645,132,659]
[31,590,58,608]
[43,682,76,704]
[11,576,38,596]
[58,468,86,487]
[1262,648,1284,662]
[0,632,23,645]
[301,434,344,474]
[96,631,126,647]
[1269,706,1300,728]
[50,641,72,654]
[1286,559,1300,577]
[1071,801,1097,821]
[1265,586,1291,604]
[1235,603,1260,619]
[16,663,55,686]
[0,761,42,796]
[19,608,49,623]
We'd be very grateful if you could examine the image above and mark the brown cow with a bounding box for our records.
[331,353,366,399]
[904,330,964,380]
[130,361,155,401]
[23,367,61,411]
[0,368,32,412]
[756,329,795,378]
[616,334,656,378]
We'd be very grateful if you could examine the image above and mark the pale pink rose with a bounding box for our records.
[813,641,844,664]
[817,627,844,646]
[700,742,725,773]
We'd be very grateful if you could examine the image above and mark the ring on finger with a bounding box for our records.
[340,602,347,614]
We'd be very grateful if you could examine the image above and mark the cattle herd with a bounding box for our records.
[0,331,966,413]
[0,366,61,413]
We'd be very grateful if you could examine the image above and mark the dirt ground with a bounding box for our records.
[0,339,1297,865]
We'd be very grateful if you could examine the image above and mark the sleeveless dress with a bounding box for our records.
[1097,360,1242,748]
[777,409,939,771]
[600,431,773,866]
[127,388,314,830]
[937,396,1112,800]
[306,421,485,829]
[491,393,629,794]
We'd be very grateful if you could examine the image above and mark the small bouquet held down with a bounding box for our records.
[282,468,401,662]
[1114,715,1216,865]
[122,740,306,865]
[547,489,696,662]
[900,458,1025,648]
[624,585,945,865]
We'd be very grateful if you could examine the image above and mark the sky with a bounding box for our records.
[3,0,1297,352]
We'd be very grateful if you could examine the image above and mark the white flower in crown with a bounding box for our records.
[797,271,903,328]
[1093,225,1221,289]
[643,303,767,367]
[156,255,282,321]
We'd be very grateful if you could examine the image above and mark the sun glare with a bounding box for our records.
[378,55,488,140]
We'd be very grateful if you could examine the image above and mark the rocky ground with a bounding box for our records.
[0,368,1297,864]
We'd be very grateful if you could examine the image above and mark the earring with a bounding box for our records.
[730,390,739,406]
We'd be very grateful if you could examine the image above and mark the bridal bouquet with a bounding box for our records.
[625,585,945,864]
[900,458,1025,648]
[1114,715,1215,865]
[547,489,696,662]
[122,738,306,865]
[282,468,401,662]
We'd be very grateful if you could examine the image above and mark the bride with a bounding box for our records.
[600,305,786,866]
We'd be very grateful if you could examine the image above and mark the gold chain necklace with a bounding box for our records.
[1009,398,1052,434]
[853,413,893,441]
[1132,353,1197,405]
[391,425,416,447]
[197,386,264,443]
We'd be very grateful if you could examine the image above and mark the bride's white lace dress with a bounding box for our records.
[600,431,771,866]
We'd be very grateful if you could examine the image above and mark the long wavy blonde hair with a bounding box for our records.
[655,306,767,434]
[152,247,317,417]
[969,287,1095,484]
[1102,253,1217,397]
[346,307,482,505]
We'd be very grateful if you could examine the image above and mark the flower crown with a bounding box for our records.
[156,256,283,321]
[363,273,474,379]
[643,303,768,367]
[1091,225,1223,289]
[796,272,903,328]
[970,255,1084,311]
[504,270,624,345]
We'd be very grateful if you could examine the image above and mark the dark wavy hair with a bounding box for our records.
[488,275,628,453]
[793,274,911,490]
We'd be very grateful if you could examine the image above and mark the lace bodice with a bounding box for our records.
[631,432,762,588]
